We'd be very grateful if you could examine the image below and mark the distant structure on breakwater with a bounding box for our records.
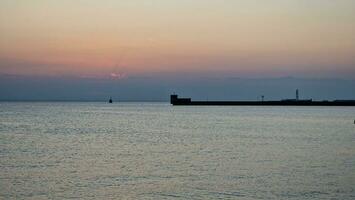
[170,90,355,106]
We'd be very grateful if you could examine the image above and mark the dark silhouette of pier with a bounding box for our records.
[170,90,355,106]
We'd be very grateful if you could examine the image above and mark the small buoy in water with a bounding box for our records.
[109,97,113,103]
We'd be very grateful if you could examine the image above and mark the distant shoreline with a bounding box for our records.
[0,100,168,103]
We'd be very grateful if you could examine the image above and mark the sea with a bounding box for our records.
[0,102,354,199]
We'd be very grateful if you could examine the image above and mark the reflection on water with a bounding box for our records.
[0,102,354,199]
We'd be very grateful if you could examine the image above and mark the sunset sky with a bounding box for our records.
[1,0,355,79]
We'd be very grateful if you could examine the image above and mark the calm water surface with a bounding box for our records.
[0,102,354,199]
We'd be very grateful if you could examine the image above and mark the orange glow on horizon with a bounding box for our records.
[1,0,355,78]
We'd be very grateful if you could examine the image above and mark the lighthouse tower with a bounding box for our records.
[296,89,299,101]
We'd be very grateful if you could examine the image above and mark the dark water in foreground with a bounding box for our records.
[0,102,354,199]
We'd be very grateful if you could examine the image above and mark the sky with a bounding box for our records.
[1,0,355,100]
